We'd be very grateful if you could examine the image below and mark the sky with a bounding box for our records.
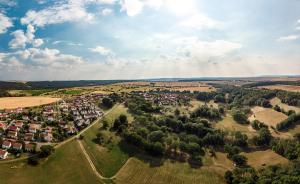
[0,0,300,80]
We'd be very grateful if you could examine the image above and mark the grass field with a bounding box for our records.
[81,104,134,177]
[114,157,226,184]
[249,106,287,127]
[214,115,256,137]
[0,140,102,184]
[9,89,56,96]
[258,85,300,92]
[241,149,289,169]
[0,97,61,109]
[270,97,300,113]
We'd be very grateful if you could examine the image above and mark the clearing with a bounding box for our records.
[249,106,287,127]
[270,97,300,113]
[0,97,61,109]
[113,157,226,184]
[241,149,289,169]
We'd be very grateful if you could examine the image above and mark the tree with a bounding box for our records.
[233,131,248,147]
[28,155,39,166]
[101,98,113,109]
[39,145,54,158]
[231,154,247,166]
[232,111,249,124]
[224,170,233,184]
[253,127,272,146]
[148,130,164,143]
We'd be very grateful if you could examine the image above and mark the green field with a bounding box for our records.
[0,140,102,184]
[81,104,134,177]
[9,89,56,96]
[114,158,226,184]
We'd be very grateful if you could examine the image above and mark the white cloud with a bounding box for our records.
[101,8,113,16]
[120,0,144,16]
[21,0,94,27]
[277,35,299,42]
[296,26,300,31]
[9,24,44,49]
[0,0,17,6]
[89,45,114,55]
[0,12,13,34]
[179,14,221,29]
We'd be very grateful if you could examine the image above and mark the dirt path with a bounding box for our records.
[77,139,133,180]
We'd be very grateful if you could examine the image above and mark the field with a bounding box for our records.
[249,106,287,127]
[0,140,102,184]
[0,97,61,109]
[241,149,289,169]
[214,115,256,138]
[258,85,300,92]
[114,157,226,184]
[270,97,300,113]
[8,89,56,96]
[81,104,134,177]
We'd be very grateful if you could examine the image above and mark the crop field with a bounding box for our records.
[114,158,226,184]
[241,149,289,169]
[249,106,287,127]
[0,140,102,184]
[270,97,300,113]
[8,89,56,96]
[258,85,300,92]
[0,97,61,109]
[81,104,133,177]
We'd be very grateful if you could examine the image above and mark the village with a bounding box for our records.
[0,94,104,160]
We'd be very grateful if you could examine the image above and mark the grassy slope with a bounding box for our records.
[81,104,134,177]
[114,158,226,184]
[0,140,102,184]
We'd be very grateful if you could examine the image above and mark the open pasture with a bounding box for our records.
[249,106,287,127]
[241,149,289,169]
[0,97,61,109]
[114,158,226,184]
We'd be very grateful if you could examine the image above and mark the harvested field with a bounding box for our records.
[0,97,61,109]
[241,149,289,169]
[258,85,300,92]
[270,97,300,113]
[249,106,287,127]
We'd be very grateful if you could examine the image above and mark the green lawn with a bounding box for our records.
[81,104,134,177]
[0,140,102,184]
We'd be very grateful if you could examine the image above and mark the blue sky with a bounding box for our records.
[0,0,299,80]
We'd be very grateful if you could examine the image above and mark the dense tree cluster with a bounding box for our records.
[191,105,222,120]
[276,113,300,131]
[251,120,268,130]
[225,160,300,184]
[271,138,300,160]
[0,89,10,97]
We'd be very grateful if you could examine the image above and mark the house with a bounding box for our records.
[14,121,24,128]
[12,142,22,151]
[7,125,19,132]
[0,122,7,130]
[7,131,18,139]
[25,143,35,152]
[0,150,8,159]
[29,124,41,133]
[2,141,11,149]
[42,133,53,142]
[24,133,35,141]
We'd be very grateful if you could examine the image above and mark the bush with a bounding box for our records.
[39,145,54,158]
[101,98,114,109]
[232,111,249,124]
[28,155,39,166]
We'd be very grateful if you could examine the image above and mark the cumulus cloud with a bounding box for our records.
[179,14,221,30]
[120,0,144,16]
[277,35,299,42]
[0,12,13,34]
[101,8,113,16]
[0,0,17,6]
[89,45,114,56]
[21,0,94,27]
[9,24,44,49]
